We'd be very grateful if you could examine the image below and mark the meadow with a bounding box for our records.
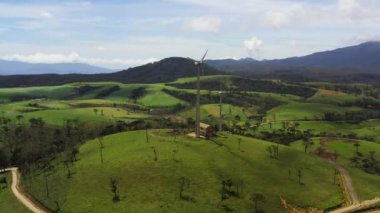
[23,130,343,213]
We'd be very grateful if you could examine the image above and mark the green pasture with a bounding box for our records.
[24,130,343,213]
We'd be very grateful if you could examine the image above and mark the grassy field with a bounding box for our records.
[138,86,185,107]
[0,172,30,213]
[0,99,150,126]
[291,138,380,201]
[308,89,359,105]
[325,139,380,200]
[23,130,344,213]
[265,102,364,121]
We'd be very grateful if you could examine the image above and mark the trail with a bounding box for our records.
[1,167,48,213]
[328,197,380,213]
[328,160,359,205]
[317,138,380,213]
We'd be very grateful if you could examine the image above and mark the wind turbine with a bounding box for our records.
[218,81,223,132]
[194,50,208,138]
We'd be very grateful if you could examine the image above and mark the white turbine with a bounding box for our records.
[194,50,208,138]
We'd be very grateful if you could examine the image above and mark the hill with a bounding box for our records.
[22,130,343,212]
[0,60,112,75]
[0,57,223,87]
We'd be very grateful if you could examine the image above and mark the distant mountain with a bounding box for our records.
[0,60,112,75]
[268,41,380,70]
[0,57,224,87]
[206,42,380,73]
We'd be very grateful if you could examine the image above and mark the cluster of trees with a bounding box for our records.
[95,85,121,99]
[349,150,380,175]
[168,78,316,98]
[323,111,380,122]
[258,124,313,145]
[162,88,283,113]
[0,116,90,169]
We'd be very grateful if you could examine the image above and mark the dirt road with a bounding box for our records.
[329,197,380,213]
[328,160,359,204]
[3,167,48,213]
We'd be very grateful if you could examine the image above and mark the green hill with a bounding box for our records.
[23,130,343,212]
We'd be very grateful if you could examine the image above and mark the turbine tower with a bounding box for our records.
[194,50,208,138]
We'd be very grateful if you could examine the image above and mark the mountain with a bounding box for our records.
[0,60,112,75]
[0,57,223,87]
[206,42,380,73]
[267,41,380,70]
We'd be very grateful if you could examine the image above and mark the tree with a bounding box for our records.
[110,177,120,202]
[237,138,242,151]
[332,150,339,162]
[151,146,158,162]
[302,138,314,153]
[333,169,339,185]
[297,169,303,185]
[0,150,8,171]
[354,142,360,153]
[131,87,146,103]
[250,193,266,212]
[98,137,104,164]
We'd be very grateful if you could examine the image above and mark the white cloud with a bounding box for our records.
[40,11,53,19]
[338,0,359,14]
[244,37,263,57]
[2,52,158,69]
[337,0,380,22]
[264,11,289,28]
[185,16,222,32]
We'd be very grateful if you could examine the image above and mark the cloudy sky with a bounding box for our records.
[0,0,380,69]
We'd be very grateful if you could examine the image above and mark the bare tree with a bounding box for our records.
[98,137,104,163]
[151,146,157,161]
[297,169,303,185]
[250,193,266,212]
[110,177,120,202]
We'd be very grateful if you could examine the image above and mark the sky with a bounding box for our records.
[0,0,380,69]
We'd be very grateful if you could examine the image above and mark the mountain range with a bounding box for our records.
[0,60,112,75]
[0,42,380,87]
[206,41,380,74]
[0,57,221,87]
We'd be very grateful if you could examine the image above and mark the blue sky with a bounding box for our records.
[0,0,380,69]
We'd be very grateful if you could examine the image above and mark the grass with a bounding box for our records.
[308,89,360,105]
[24,130,343,212]
[265,102,364,121]
[138,86,185,107]
[0,99,151,126]
[0,85,76,102]
[290,138,380,201]
[325,139,380,200]
[180,104,255,126]
[0,172,30,213]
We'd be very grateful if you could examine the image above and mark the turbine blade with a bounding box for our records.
[201,50,208,62]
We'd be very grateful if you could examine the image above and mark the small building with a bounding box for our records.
[200,123,214,139]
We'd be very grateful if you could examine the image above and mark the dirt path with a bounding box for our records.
[329,197,380,213]
[3,167,48,213]
[328,160,359,205]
